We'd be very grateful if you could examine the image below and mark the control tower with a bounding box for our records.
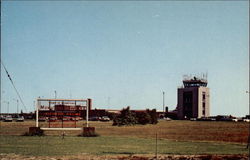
[177,74,210,119]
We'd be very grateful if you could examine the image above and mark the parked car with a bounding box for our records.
[165,117,172,121]
[48,117,57,122]
[197,117,215,121]
[100,116,110,121]
[63,116,72,121]
[16,116,24,122]
[0,115,5,120]
[89,116,101,121]
[243,119,250,122]
[75,117,83,121]
[220,117,232,121]
[209,118,216,121]
[190,118,197,121]
[232,118,238,122]
[4,116,13,122]
[38,117,46,122]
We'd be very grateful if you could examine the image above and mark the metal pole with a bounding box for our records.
[62,101,64,128]
[155,132,158,160]
[246,91,249,149]
[49,101,51,128]
[7,102,9,114]
[17,100,19,114]
[55,91,57,99]
[86,100,89,127]
[107,97,110,109]
[75,101,77,128]
[33,101,35,112]
[36,100,39,127]
[163,91,165,113]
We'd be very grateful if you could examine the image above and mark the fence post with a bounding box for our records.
[155,132,158,160]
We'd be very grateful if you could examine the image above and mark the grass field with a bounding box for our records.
[0,135,248,156]
[0,120,248,143]
[0,120,249,157]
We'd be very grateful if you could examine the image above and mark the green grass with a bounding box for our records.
[1,120,248,143]
[0,120,248,157]
[0,135,248,156]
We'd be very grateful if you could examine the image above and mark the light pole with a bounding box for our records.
[54,90,57,99]
[33,101,36,112]
[246,91,250,149]
[247,91,249,115]
[13,99,19,114]
[107,97,110,109]
[163,91,165,113]
[3,101,9,114]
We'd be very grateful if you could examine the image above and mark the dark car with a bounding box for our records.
[89,116,100,121]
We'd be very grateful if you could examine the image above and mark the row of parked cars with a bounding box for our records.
[161,115,250,122]
[89,116,110,121]
[190,117,250,122]
[1,115,24,122]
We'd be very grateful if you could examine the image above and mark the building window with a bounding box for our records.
[202,92,206,100]
[202,102,206,116]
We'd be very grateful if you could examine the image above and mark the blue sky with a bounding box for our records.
[1,1,249,116]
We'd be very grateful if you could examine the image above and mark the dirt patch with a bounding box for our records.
[0,154,248,160]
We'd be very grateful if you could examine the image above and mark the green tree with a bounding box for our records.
[113,106,137,126]
[147,109,158,124]
[136,112,151,125]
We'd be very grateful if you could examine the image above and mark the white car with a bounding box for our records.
[243,119,250,122]
[4,116,13,122]
[165,117,172,121]
[16,116,24,122]
[232,118,238,122]
[100,116,110,121]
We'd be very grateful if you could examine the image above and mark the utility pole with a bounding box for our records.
[246,91,249,149]
[13,99,19,114]
[33,101,36,112]
[3,101,10,114]
[107,97,110,109]
[17,100,19,114]
[6,101,9,114]
[7,102,9,114]
[54,90,57,99]
[163,91,165,113]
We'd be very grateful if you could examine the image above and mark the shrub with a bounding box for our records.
[113,107,137,126]
[136,112,151,125]
[147,109,158,124]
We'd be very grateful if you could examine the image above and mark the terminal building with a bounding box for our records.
[177,75,210,119]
